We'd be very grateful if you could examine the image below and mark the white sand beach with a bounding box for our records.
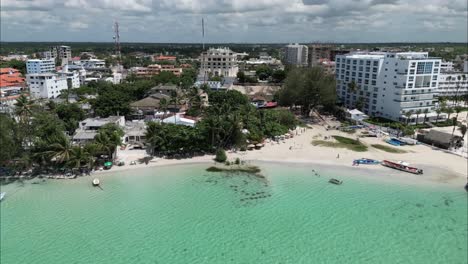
[106,122,468,188]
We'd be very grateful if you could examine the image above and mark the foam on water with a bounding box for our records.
[1,163,466,264]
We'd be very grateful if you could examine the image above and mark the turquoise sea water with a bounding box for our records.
[1,163,467,264]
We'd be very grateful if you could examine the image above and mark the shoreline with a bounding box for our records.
[5,124,466,190]
[90,156,466,190]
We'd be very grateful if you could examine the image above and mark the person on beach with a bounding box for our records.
[337,154,340,159]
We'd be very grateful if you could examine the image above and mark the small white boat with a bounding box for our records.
[92,179,100,187]
[328,178,343,185]
[0,192,5,201]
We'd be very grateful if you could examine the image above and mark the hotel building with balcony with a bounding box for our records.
[335,52,443,124]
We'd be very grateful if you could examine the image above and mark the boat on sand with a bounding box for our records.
[353,158,380,165]
[381,160,423,175]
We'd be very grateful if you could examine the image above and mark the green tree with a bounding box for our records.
[415,109,422,125]
[404,110,413,125]
[94,124,124,159]
[214,148,227,163]
[458,124,467,138]
[347,80,359,93]
[271,70,286,83]
[40,133,74,166]
[15,94,34,123]
[0,60,26,75]
[255,65,273,80]
[67,146,94,169]
[0,114,21,164]
[56,103,86,134]
[445,107,454,120]
[423,108,429,124]
[277,67,336,116]
[435,108,442,123]
[237,71,246,83]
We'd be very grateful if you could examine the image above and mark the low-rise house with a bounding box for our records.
[73,116,125,144]
[346,109,369,122]
[124,121,146,147]
[162,114,196,127]
[153,55,177,62]
[150,84,179,96]
[130,93,186,117]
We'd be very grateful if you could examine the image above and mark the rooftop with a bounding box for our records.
[73,131,98,140]
[80,116,123,127]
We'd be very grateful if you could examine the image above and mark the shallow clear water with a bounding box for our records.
[1,163,467,264]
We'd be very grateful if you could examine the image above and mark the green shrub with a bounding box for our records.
[214,148,227,163]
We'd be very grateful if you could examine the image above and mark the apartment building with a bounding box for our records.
[27,73,68,99]
[45,46,72,65]
[336,52,442,124]
[284,44,308,66]
[26,59,55,74]
[199,47,239,77]
[437,73,468,97]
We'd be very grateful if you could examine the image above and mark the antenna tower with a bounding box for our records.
[113,21,121,61]
[202,18,205,50]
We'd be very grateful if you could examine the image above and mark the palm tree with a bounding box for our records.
[159,98,169,120]
[445,107,454,120]
[92,125,123,161]
[14,94,34,121]
[454,75,462,105]
[415,109,422,125]
[67,146,93,169]
[458,124,467,139]
[435,108,442,123]
[404,110,413,125]
[347,81,359,94]
[94,133,113,159]
[145,122,167,155]
[423,108,429,124]
[42,134,73,166]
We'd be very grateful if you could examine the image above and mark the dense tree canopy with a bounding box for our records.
[277,67,336,115]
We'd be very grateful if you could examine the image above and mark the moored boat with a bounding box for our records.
[353,158,380,165]
[92,178,100,187]
[381,160,423,175]
[329,178,343,185]
[0,192,5,201]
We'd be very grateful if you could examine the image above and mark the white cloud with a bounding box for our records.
[0,0,466,42]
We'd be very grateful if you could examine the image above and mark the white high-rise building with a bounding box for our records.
[284,44,308,66]
[440,61,454,73]
[26,73,69,99]
[335,52,442,124]
[199,47,239,77]
[26,59,55,74]
[437,73,468,97]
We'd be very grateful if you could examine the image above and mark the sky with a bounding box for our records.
[1,0,467,43]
